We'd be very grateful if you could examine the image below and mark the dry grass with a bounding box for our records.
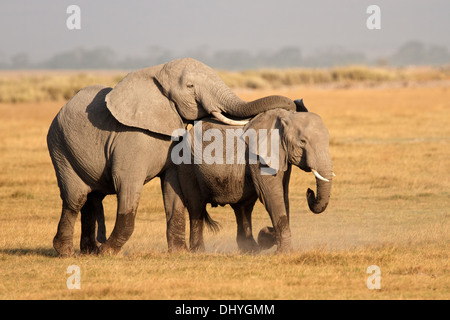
[1,66,450,102]
[0,78,449,299]
[0,70,126,103]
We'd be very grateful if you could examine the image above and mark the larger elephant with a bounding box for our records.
[47,58,296,256]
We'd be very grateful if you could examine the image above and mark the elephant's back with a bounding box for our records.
[49,85,117,151]
[57,85,113,124]
[186,120,255,205]
[47,85,118,191]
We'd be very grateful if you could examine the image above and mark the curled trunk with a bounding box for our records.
[202,80,296,118]
[306,169,332,214]
[225,95,297,118]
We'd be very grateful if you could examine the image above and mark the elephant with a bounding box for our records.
[47,58,297,256]
[173,105,333,252]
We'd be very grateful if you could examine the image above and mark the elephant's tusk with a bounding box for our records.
[311,169,330,182]
[332,172,336,177]
[211,112,250,126]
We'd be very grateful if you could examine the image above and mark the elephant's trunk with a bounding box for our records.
[306,167,332,214]
[225,95,297,118]
[202,80,296,120]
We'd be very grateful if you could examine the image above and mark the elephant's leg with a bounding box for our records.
[96,200,107,244]
[232,203,259,253]
[177,165,206,252]
[52,166,90,257]
[53,206,80,257]
[99,181,143,255]
[265,203,292,253]
[252,171,292,253]
[257,170,291,251]
[282,167,292,223]
[80,192,106,254]
[189,208,206,252]
[161,167,187,252]
[184,198,206,252]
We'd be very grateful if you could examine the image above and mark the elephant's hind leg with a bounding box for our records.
[53,206,79,257]
[80,192,106,254]
[53,188,90,257]
[52,162,91,257]
[189,209,206,252]
[177,165,206,252]
[232,202,259,253]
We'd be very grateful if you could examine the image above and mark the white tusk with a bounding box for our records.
[311,169,330,182]
[211,112,250,126]
[332,172,336,177]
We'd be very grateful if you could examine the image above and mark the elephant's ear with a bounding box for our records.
[105,67,184,137]
[243,110,289,175]
[294,99,308,112]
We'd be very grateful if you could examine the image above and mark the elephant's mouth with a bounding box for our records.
[299,163,311,172]
[195,98,251,126]
[302,164,335,182]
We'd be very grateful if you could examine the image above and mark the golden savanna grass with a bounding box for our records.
[0,70,449,299]
[1,65,450,102]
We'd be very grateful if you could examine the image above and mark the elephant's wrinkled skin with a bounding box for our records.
[47,58,297,256]
[175,108,333,252]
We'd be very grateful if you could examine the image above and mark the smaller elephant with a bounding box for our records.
[174,104,333,252]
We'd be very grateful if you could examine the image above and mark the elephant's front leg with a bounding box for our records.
[271,213,292,253]
[252,172,292,253]
[161,167,188,252]
[99,182,143,255]
[100,210,138,255]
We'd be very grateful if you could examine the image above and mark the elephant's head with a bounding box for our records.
[105,58,296,136]
[283,112,333,214]
[245,108,333,214]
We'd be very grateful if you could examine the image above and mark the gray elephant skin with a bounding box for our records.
[175,107,333,253]
[47,58,297,256]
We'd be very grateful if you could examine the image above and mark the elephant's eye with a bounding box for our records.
[186,83,194,89]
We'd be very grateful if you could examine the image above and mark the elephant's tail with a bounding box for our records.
[203,210,221,234]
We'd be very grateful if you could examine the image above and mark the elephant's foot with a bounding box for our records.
[275,237,293,253]
[53,235,74,257]
[98,240,122,255]
[167,232,188,253]
[257,226,276,250]
[190,246,205,253]
[275,244,293,253]
[189,242,205,253]
[80,237,100,255]
[237,237,260,254]
[168,241,188,253]
[96,232,107,244]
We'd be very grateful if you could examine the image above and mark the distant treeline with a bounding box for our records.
[1,41,449,70]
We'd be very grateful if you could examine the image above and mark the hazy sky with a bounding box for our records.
[1,0,449,62]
